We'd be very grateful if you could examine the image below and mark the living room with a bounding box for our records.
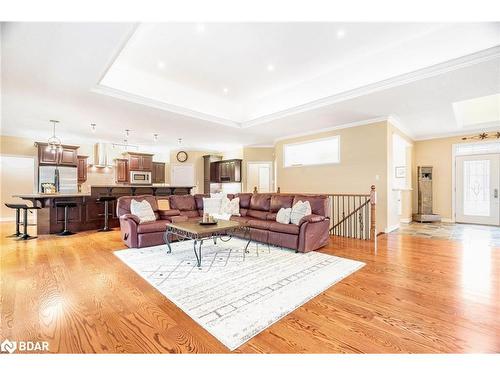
[1,1,499,373]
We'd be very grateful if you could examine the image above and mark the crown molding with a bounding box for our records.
[91,84,242,129]
[414,124,500,141]
[96,26,500,132]
[242,45,500,128]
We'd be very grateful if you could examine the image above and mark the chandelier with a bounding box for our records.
[47,119,63,152]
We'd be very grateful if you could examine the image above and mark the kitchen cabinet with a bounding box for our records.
[210,159,242,183]
[152,162,166,183]
[36,142,79,167]
[125,152,153,171]
[77,156,88,183]
[115,159,129,183]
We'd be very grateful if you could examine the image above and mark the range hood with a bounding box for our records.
[93,142,112,167]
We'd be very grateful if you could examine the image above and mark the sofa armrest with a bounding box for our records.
[299,214,326,226]
[158,209,181,219]
[120,213,141,224]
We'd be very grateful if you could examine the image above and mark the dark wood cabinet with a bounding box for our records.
[209,159,242,183]
[77,156,88,183]
[152,162,166,183]
[115,159,129,183]
[125,152,153,171]
[36,142,79,167]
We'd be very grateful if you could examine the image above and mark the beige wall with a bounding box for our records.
[275,121,390,232]
[165,150,218,194]
[386,122,414,229]
[242,147,275,193]
[412,133,495,221]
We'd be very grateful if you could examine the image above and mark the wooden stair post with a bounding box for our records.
[370,185,377,252]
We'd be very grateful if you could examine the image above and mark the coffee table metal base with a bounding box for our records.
[163,225,252,268]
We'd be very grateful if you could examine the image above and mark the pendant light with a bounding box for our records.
[46,120,63,153]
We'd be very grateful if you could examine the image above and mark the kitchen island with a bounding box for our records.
[14,185,194,234]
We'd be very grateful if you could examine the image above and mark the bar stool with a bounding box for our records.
[96,196,116,232]
[19,205,40,240]
[4,203,28,237]
[56,201,77,236]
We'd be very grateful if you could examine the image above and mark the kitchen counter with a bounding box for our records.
[13,193,91,199]
[13,185,195,235]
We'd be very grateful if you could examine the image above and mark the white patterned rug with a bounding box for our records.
[114,238,365,350]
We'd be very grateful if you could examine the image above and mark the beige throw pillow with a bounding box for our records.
[290,200,312,225]
[276,207,292,224]
[220,196,240,216]
[130,199,156,223]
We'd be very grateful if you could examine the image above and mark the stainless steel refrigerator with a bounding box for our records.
[38,166,78,193]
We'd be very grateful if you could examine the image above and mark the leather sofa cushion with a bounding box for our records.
[230,216,250,225]
[269,222,299,235]
[240,208,248,217]
[194,194,208,211]
[248,219,272,230]
[137,220,169,234]
[169,195,197,211]
[266,212,277,221]
[270,195,294,213]
[236,193,252,208]
[292,195,329,216]
[183,210,200,218]
[246,209,269,220]
[249,194,271,211]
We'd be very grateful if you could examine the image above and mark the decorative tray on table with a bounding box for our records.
[199,220,218,225]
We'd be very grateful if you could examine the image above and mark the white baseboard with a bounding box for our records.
[385,224,400,233]
[441,217,455,223]
[400,218,412,224]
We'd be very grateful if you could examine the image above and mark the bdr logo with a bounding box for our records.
[1,339,49,353]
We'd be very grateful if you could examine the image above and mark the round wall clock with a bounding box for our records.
[176,151,188,162]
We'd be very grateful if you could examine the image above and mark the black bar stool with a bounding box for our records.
[97,196,116,232]
[4,203,28,237]
[19,205,40,240]
[56,201,77,236]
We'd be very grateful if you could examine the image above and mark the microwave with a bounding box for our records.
[130,171,151,184]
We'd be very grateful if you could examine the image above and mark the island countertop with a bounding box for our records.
[13,185,195,235]
[13,193,91,199]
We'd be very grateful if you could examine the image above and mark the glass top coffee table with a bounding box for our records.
[163,219,251,268]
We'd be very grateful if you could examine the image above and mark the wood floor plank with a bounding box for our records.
[1,223,499,353]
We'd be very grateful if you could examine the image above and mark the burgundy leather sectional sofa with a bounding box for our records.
[117,193,330,252]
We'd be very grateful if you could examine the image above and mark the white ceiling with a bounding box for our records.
[1,22,499,151]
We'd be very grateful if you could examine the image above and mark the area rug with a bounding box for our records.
[114,238,365,350]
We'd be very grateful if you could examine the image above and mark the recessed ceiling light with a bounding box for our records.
[157,61,166,69]
[336,29,345,39]
[267,64,275,72]
[223,88,229,94]
[196,23,205,33]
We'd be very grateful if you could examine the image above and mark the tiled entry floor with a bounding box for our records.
[395,222,500,247]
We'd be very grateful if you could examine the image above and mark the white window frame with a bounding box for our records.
[282,135,341,168]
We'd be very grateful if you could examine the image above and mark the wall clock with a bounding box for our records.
[176,151,188,163]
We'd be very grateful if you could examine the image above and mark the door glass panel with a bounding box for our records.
[463,159,490,216]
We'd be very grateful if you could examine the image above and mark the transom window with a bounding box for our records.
[283,136,340,167]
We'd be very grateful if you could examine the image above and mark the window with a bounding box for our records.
[455,141,500,156]
[283,136,340,167]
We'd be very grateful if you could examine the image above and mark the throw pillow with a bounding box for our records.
[276,207,292,224]
[203,197,222,215]
[210,192,225,199]
[130,199,156,224]
[290,200,312,225]
[220,196,240,216]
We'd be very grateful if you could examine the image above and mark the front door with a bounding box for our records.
[456,154,500,225]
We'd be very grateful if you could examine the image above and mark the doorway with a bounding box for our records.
[456,154,500,225]
[246,162,273,193]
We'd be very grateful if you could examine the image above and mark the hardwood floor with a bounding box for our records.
[1,222,499,353]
